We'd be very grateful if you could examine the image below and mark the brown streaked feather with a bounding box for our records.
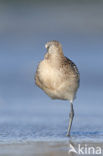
[35,40,80,101]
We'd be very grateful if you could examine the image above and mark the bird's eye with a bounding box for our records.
[47,46,50,51]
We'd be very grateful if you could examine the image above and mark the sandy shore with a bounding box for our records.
[0,141,102,156]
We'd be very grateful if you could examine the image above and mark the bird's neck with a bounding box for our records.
[48,51,64,67]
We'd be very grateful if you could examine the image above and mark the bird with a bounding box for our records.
[35,40,80,136]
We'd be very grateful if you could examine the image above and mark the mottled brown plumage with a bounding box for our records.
[35,40,80,136]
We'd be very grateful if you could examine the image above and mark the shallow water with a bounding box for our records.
[0,0,103,147]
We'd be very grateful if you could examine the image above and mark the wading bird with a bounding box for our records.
[35,40,80,136]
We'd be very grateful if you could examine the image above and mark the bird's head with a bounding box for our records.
[44,40,63,59]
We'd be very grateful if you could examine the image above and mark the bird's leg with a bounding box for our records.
[66,102,74,136]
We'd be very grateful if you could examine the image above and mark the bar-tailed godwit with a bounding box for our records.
[35,40,80,136]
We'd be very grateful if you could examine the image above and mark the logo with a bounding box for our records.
[69,144,78,153]
[68,143,102,155]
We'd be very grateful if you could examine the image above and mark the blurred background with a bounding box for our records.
[0,0,103,142]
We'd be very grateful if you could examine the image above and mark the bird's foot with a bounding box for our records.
[66,132,70,137]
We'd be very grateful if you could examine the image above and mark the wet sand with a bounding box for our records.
[0,141,102,156]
